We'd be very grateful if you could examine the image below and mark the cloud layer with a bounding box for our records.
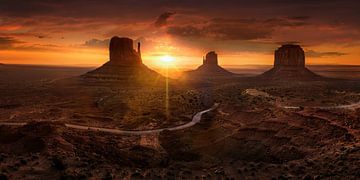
[0,0,359,65]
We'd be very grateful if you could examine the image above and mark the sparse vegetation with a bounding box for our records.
[0,66,359,179]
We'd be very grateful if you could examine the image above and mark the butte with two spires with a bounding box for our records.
[83,36,162,83]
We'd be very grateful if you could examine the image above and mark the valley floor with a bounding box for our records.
[0,65,359,179]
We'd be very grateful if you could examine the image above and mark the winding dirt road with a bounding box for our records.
[65,103,219,135]
[283,101,360,110]
[244,88,360,110]
[0,103,219,135]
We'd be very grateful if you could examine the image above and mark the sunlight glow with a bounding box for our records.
[159,55,175,119]
[160,55,175,64]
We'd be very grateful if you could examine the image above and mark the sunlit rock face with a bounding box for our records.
[274,45,305,67]
[260,44,319,80]
[108,37,142,65]
[186,51,233,77]
[82,36,161,83]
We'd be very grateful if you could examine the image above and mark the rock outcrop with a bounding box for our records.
[186,51,233,78]
[203,51,218,66]
[83,36,161,82]
[108,37,142,65]
[260,44,319,80]
[274,45,305,67]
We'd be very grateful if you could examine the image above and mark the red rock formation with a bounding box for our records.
[274,45,305,67]
[83,36,161,82]
[203,51,218,66]
[260,44,319,80]
[187,51,233,77]
[108,37,141,65]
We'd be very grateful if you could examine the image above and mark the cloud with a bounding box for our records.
[0,1,358,30]
[0,36,21,49]
[276,41,301,45]
[36,35,50,39]
[154,12,176,27]
[167,18,274,41]
[83,38,110,48]
[288,16,311,21]
[0,36,60,51]
[306,50,347,57]
[0,0,359,59]
[166,16,309,41]
[263,17,309,27]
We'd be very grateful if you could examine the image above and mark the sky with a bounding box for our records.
[0,0,359,68]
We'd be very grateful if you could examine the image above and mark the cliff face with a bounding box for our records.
[274,45,305,67]
[108,37,141,65]
[203,51,218,66]
[260,44,319,80]
[82,36,161,82]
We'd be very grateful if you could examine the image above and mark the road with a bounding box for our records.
[0,103,219,135]
[243,88,360,110]
[282,101,360,110]
[65,103,219,135]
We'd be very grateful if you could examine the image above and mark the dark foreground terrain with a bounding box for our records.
[0,64,359,179]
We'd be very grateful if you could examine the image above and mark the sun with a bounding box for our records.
[160,55,175,65]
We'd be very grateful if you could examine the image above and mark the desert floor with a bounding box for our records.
[0,64,359,179]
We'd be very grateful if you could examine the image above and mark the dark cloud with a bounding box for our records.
[0,36,58,51]
[168,21,266,41]
[0,0,359,56]
[36,35,50,39]
[276,41,301,45]
[0,0,165,20]
[288,16,311,21]
[263,17,309,27]
[306,50,347,58]
[0,1,358,24]
[167,17,308,41]
[0,36,21,49]
[154,12,175,27]
[0,1,358,35]
[167,26,202,38]
[83,39,110,48]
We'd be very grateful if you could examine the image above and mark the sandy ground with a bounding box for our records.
[0,65,359,179]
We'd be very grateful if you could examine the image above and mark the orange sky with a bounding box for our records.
[0,1,359,68]
[1,41,359,69]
